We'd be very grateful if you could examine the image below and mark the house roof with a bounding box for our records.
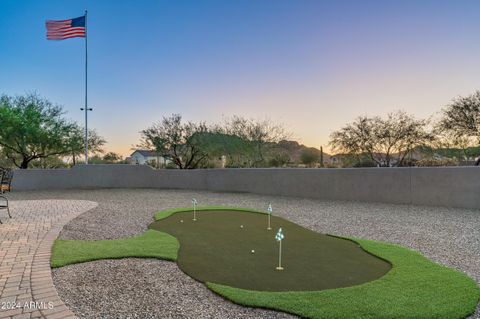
[131,150,162,157]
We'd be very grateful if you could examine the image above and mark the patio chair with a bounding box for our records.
[0,169,12,224]
[1,168,13,193]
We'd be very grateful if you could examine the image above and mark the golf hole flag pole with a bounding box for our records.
[267,203,272,230]
[46,11,92,164]
[192,198,198,221]
[275,227,285,270]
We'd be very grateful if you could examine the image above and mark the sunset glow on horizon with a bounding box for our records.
[1,0,480,157]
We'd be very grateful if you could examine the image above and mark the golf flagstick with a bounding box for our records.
[275,227,284,270]
[267,203,272,230]
[192,198,197,221]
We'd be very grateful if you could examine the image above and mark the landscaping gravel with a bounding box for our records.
[53,258,294,319]
[10,189,480,318]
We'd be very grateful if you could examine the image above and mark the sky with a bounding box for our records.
[1,0,480,156]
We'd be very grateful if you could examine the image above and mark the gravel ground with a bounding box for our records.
[8,189,480,319]
[53,258,294,319]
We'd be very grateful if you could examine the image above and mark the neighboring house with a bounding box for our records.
[129,150,169,167]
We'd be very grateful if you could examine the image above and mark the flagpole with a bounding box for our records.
[84,9,88,164]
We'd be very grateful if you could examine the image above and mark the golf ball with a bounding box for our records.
[251,250,255,254]
[240,225,244,228]
[180,220,184,223]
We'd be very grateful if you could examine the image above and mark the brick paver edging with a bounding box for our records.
[0,200,98,319]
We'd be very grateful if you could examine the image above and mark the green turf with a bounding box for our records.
[149,210,391,291]
[51,229,179,268]
[51,206,480,318]
[208,238,480,319]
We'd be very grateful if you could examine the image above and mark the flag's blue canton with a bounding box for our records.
[71,16,86,28]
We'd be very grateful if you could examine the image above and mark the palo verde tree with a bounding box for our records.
[0,93,105,168]
[139,114,210,169]
[218,116,289,167]
[437,90,480,165]
[329,111,433,167]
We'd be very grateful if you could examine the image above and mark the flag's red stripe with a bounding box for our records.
[47,34,85,40]
[47,28,85,35]
[46,22,71,26]
[47,29,85,34]
[47,32,85,39]
[47,26,78,31]
[47,27,84,32]
[47,37,85,41]
[47,34,85,39]
[46,24,71,29]
[46,21,72,26]
[46,19,71,23]
[47,33,85,39]
[47,32,85,38]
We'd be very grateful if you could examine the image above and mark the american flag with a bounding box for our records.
[46,16,86,40]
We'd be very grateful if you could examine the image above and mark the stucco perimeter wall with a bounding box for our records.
[11,165,480,209]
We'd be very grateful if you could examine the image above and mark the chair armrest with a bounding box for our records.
[0,195,8,205]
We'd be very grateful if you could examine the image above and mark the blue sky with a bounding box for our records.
[1,0,480,155]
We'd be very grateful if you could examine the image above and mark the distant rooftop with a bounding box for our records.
[131,150,162,157]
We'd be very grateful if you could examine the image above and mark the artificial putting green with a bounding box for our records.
[149,210,391,291]
[51,206,480,319]
[208,237,480,319]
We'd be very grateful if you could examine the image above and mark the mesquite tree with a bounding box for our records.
[0,93,105,168]
[0,94,73,168]
[66,125,106,165]
[329,111,433,167]
[139,114,210,169]
[438,91,480,165]
[217,116,288,167]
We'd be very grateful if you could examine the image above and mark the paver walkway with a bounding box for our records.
[0,200,97,319]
